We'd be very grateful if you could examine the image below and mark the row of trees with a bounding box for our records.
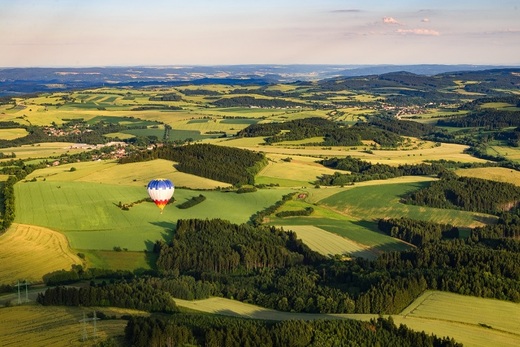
[177,194,206,209]
[37,279,178,313]
[125,315,461,347]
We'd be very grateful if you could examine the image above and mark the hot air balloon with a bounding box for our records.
[147,179,174,213]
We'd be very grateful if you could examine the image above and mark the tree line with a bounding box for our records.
[211,96,309,108]
[125,314,461,347]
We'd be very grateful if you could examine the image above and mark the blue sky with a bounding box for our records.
[1,0,519,67]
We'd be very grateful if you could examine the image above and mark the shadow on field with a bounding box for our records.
[472,214,498,225]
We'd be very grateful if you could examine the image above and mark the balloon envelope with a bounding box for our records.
[147,179,174,212]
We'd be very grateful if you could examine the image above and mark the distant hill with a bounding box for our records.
[0,64,518,96]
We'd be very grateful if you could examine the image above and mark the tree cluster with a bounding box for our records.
[378,217,459,247]
[120,143,267,186]
[403,173,520,214]
[156,219,312,275]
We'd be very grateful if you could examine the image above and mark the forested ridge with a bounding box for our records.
[120,143,267,185]
[124,315,461,347]
[237,117,405,147]
[437,109,520,128]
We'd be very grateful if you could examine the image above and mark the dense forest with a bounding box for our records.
[124,315,461,347]
[120,143,267,185]
[437,109,520,128]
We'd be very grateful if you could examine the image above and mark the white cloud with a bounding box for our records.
[421,18,430,22]
[396,28,440,36]
[382,17,401,25]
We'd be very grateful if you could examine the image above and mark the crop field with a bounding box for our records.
[0,128,28,140]
[0,142,91,160]
[0,224,82,285]
[268,196,410,254]
[487,145,520,162]
[256,154,338,187]
[318,181,495,228]
[455,167,520,186]
[14,179,293,251]
[283,225,379,259]
[0,305,148,347]
[209,137,483,165]
[395,291,520,347]
[173,297,376,322]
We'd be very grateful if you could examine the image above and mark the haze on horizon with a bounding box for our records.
[1,0,519,68]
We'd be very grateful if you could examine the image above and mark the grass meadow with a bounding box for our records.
[14,179,293,251]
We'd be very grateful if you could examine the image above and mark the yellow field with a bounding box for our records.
[256,154,338,186]
[209,138,483,165]
[487,145,520,162]
[456,167,520,186]
[283,225,378,259]
[0,128,28,140]
[396,291,520,347]
[304,176,437,204]
[0,142,88,160]
[25,159,231,189]
[0,224,82,285]
[0,305,148,347]
[173,297,375,321]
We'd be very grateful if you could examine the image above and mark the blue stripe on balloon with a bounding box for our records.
[147,179,174,190]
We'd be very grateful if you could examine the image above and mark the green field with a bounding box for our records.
[14,181,293,251]
[318,181,495,227]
